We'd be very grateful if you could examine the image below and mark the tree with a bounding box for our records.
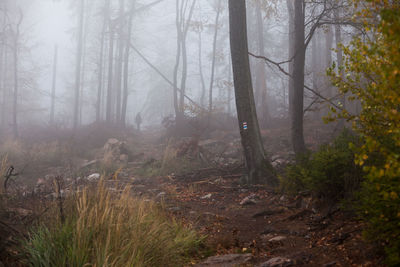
[228,0,275,184]
[291,0,307,156]
[328,1,400,264]
[121,0,135,126]
[254,1,270,127]
[208,0,222,112]
[73,0,85,129]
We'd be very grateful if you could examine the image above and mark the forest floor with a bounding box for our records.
[0,120,383,266]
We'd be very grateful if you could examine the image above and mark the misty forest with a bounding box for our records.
[0,0,399,266]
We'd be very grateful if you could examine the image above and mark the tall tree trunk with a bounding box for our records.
[50,45,58,125]
[0,4,7,129]
[12,31,18,139]
[198,29,206,107]
[179,0,196,113]
[73,0,84,129]
[121,0,135,127]
[228,0,275,185]
[325,23,333,98]
[173,0,183,124]
[106,26,115,122]
[115,0,125,122]
[286,0,294,120]
[255,2,269,128]
[311,30,320,120]
[96,0,108,122]
[208,0,222,112]
[291,0,307,156]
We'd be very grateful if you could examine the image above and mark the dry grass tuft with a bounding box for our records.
[23,181,203,267]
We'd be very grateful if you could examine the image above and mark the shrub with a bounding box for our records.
[23,182,203,267]
[327,1,400,264]
[281,130,363,203]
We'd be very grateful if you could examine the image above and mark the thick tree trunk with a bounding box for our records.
[291,0,307,156]
[228,0,275,185]
[208,0,222,112]
[50,45,58,125]
[73,0,84,130]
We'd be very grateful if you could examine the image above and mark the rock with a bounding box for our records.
[268,236,287,242]
[195,253,252,267]
[201,193,212,199]
[258,257,293,267]
[323,262,336,267]
[240,194,257,205]
[87,173,100,181]
[103,138,130,165]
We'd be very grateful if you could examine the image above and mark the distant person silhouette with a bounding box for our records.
[135,112,142,131]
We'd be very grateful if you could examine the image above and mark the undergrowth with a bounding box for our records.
[22,181,203,267]
[280,129,363,203]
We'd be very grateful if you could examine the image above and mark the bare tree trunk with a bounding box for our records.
[311,30,320,120]
[115,0,125,122]
[291,0,307,156]
[106,25,115,122]
[121,0,135,127]
[73,0,84,130]
[228,0,275,185]
[255,2,269,128]
[96,0,108,122]
[50,45,58,125]
[173,0,183,124]
[286,0,294,120]
[198,29,206,107]
[325,23,333,98]
[208,0,222,112]
[179,0,196,114]
[0,4,7,129]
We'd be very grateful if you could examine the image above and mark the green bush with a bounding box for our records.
[280,130,363,202]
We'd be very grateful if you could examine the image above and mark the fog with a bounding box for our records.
[0,0,358,140]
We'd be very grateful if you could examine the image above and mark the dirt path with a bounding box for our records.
[123,168,380,267]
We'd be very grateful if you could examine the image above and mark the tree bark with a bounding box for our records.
[228,0,275,185]
[291,0,307,156]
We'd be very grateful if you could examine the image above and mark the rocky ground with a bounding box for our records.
[0,122,384,266]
